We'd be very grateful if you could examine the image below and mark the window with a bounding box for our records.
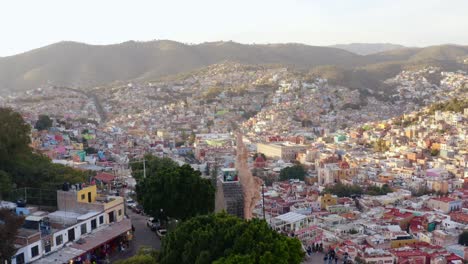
[91,219,97,230]
[16,253,25,264]
[81,223,87,234]
[99,215,104,224]
[55,235,63,245]
[81,194,85,200]
[44,240,51,253]
[118,209,122,216]
[31,245,39,258]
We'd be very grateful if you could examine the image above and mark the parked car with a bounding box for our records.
[133,205,143,214]
[156,228,167,238]
[146,217,160,231]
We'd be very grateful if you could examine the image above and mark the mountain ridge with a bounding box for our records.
[0,40,467,94]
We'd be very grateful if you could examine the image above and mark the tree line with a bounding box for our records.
[0,108,88,200]
[323,183,393,197]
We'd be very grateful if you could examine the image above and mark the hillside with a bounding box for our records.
[0,41,362,93]
[0,41,467,94]
[331,43,405,55]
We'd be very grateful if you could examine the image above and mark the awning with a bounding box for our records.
[71,218,132,252]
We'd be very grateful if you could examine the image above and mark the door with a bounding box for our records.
[108,211,115,223]
[68,228,75,241]
[88,192,92,203]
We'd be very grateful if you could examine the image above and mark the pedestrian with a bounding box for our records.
[132,225,135,232]
[335,256,338,264]
[323,254,328,264]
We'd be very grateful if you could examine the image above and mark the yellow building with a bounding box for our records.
[320,193,337,209]
[77,185,97,203]
[58,185,125,224]
[390,238,418,248]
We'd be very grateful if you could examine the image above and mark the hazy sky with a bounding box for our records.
[1,0,467,56]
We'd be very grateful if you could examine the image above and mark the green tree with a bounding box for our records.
[188,132,196,145]
[459,231,468,246]
[430,149,439,156]
[0,108,87,190]
[115,247,159,264]
[85,147,98,154]
[279,165,306,181]
[135,155,215,221]
[324,183,364,197]
[210,164,219,189]
[0,209,25,264]
[0,108,31,163]
[0,170,12,200]
[159,213,304,264]
[252,153,266,161]
[34,115,53,131]
[373,139,389,152]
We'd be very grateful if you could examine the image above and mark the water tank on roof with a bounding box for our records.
[16,199,26,208]
[62,182,70,191]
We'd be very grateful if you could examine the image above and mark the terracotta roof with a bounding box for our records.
[432,197,456,203]
[94,172,115,183]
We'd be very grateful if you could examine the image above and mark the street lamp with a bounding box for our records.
[160,208,164,226]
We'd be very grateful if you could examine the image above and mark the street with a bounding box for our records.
[303,252,326,264]
[111,207,161,262]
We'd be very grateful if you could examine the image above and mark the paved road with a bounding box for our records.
[111,207,161,261]
[303,252,326,263]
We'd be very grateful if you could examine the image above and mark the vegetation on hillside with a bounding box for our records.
[1,40,467,94]
[427,97,468,114]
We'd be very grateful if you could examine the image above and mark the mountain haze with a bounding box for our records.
[331,43,405,55]
[0,40,467,94]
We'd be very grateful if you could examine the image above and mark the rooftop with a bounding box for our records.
[275,212,307,223]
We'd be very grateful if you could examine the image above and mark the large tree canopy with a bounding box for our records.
[0,108,87,191]
[34,114,53,131]
[279,165,306,181]
[0,108,31,161]
[0,209,25,263]
[159,213,304,264]
[134,155,215,221]
[323,183,393,197]
[459,231,468,246]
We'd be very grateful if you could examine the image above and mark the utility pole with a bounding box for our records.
[262,184,266,220]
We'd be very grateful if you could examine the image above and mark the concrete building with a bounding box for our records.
[215,168,244,218]
[426,197,462,214]
[256,142,307,161]
[11,184,129,264]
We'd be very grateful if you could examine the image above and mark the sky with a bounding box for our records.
[1,0,468,56]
